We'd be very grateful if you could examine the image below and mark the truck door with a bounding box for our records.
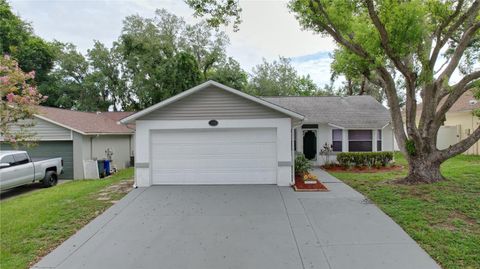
[11,153,35,187]
[0,154,18,190]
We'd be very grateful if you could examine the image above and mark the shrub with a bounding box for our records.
[294,153,312,175]
[336,152,394,168]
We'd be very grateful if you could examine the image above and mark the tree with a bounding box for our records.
[118,9,218,108]
[331,48,386,102]
[207,57,248,90]
[0,55,46,144]
[0,0,55,84]
[39,42,90,110]
[181,21,229,79]
[247,57,327,96]
[185,0,480,184]
[87,41,134,111]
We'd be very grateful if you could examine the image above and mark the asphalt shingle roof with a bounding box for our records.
[36,106,135,134]
[262,95,391,129]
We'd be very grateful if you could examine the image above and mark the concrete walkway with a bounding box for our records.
[33,169,440,269]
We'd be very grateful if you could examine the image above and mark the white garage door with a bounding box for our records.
[151,128,277,184]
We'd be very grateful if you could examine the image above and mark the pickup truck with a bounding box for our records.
[0,150,63,191]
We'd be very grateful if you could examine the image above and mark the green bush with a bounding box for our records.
[336,152,394,168]
[294,153,312,175]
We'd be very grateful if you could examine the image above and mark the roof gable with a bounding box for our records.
[120,81,304,123]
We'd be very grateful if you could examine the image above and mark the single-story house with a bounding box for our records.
[1,106,135,179]
[120,80,394,187]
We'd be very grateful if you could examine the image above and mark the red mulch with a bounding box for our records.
[293,175,329,192]
[322,164,404,173]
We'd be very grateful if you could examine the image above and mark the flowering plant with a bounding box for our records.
[1,55,47,145]
[303,173,318,182]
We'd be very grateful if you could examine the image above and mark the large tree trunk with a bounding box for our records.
[403,156,444,184]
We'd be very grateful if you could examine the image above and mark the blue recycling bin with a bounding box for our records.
[104,160,111,176]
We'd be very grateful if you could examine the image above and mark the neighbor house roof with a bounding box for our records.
[263,96,391,129]
[35,106,135,135]
[416,90,480,114]
[120,80,305,124]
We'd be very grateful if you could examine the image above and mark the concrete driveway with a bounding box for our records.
[34,170,440,269]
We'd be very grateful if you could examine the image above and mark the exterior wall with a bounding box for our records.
[73,133,134,179]
[134,118,293,187]
[139,86,286,120]
[382,124,395,151]
[295,123,395,165]
[0,117,72,141]
[90,135,133,170]
[72,132,89,179]
[444,111,479,155]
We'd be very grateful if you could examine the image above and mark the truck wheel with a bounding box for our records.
[43,171,58,188]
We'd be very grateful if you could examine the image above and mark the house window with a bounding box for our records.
[348,130,373,152]
[332,129,343,152]
[377,130,382,151]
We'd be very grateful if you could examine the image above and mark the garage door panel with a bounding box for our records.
[154,159,276,169]
[151,128,276,143]
[152,143,276,158]
[151,170,276,184]
[151,128,277,184]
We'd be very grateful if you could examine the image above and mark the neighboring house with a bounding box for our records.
[396,90,480,155]
[120,81,393,187]
[438,91,479,155]
[1,106,135,179]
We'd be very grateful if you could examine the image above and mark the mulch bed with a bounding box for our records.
[293,175,329,192]
[322,164,404,173]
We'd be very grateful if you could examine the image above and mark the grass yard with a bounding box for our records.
[0,168,134,269]
[331,153,480,269]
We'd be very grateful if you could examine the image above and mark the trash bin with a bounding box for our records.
[104,160,111,176]
[97,160,105,178]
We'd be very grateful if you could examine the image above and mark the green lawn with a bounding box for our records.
[0,168,134,269]
[331,153,480,269]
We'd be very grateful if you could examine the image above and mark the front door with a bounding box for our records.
[303,130,317,160]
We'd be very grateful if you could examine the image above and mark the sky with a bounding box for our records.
[9,0,337,87]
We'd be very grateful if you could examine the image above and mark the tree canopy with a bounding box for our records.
[247,57,329,96]
[0,0,55,84]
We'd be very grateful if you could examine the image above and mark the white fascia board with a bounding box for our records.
[120,80,305,124]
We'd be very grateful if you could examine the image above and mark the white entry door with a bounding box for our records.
[150,128,277,184]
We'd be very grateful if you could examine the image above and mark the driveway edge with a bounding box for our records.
[32,187,147,269]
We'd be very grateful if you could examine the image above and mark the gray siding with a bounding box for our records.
[139,86,286,120]
[0,117,71,141]
[1,141,74,179]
